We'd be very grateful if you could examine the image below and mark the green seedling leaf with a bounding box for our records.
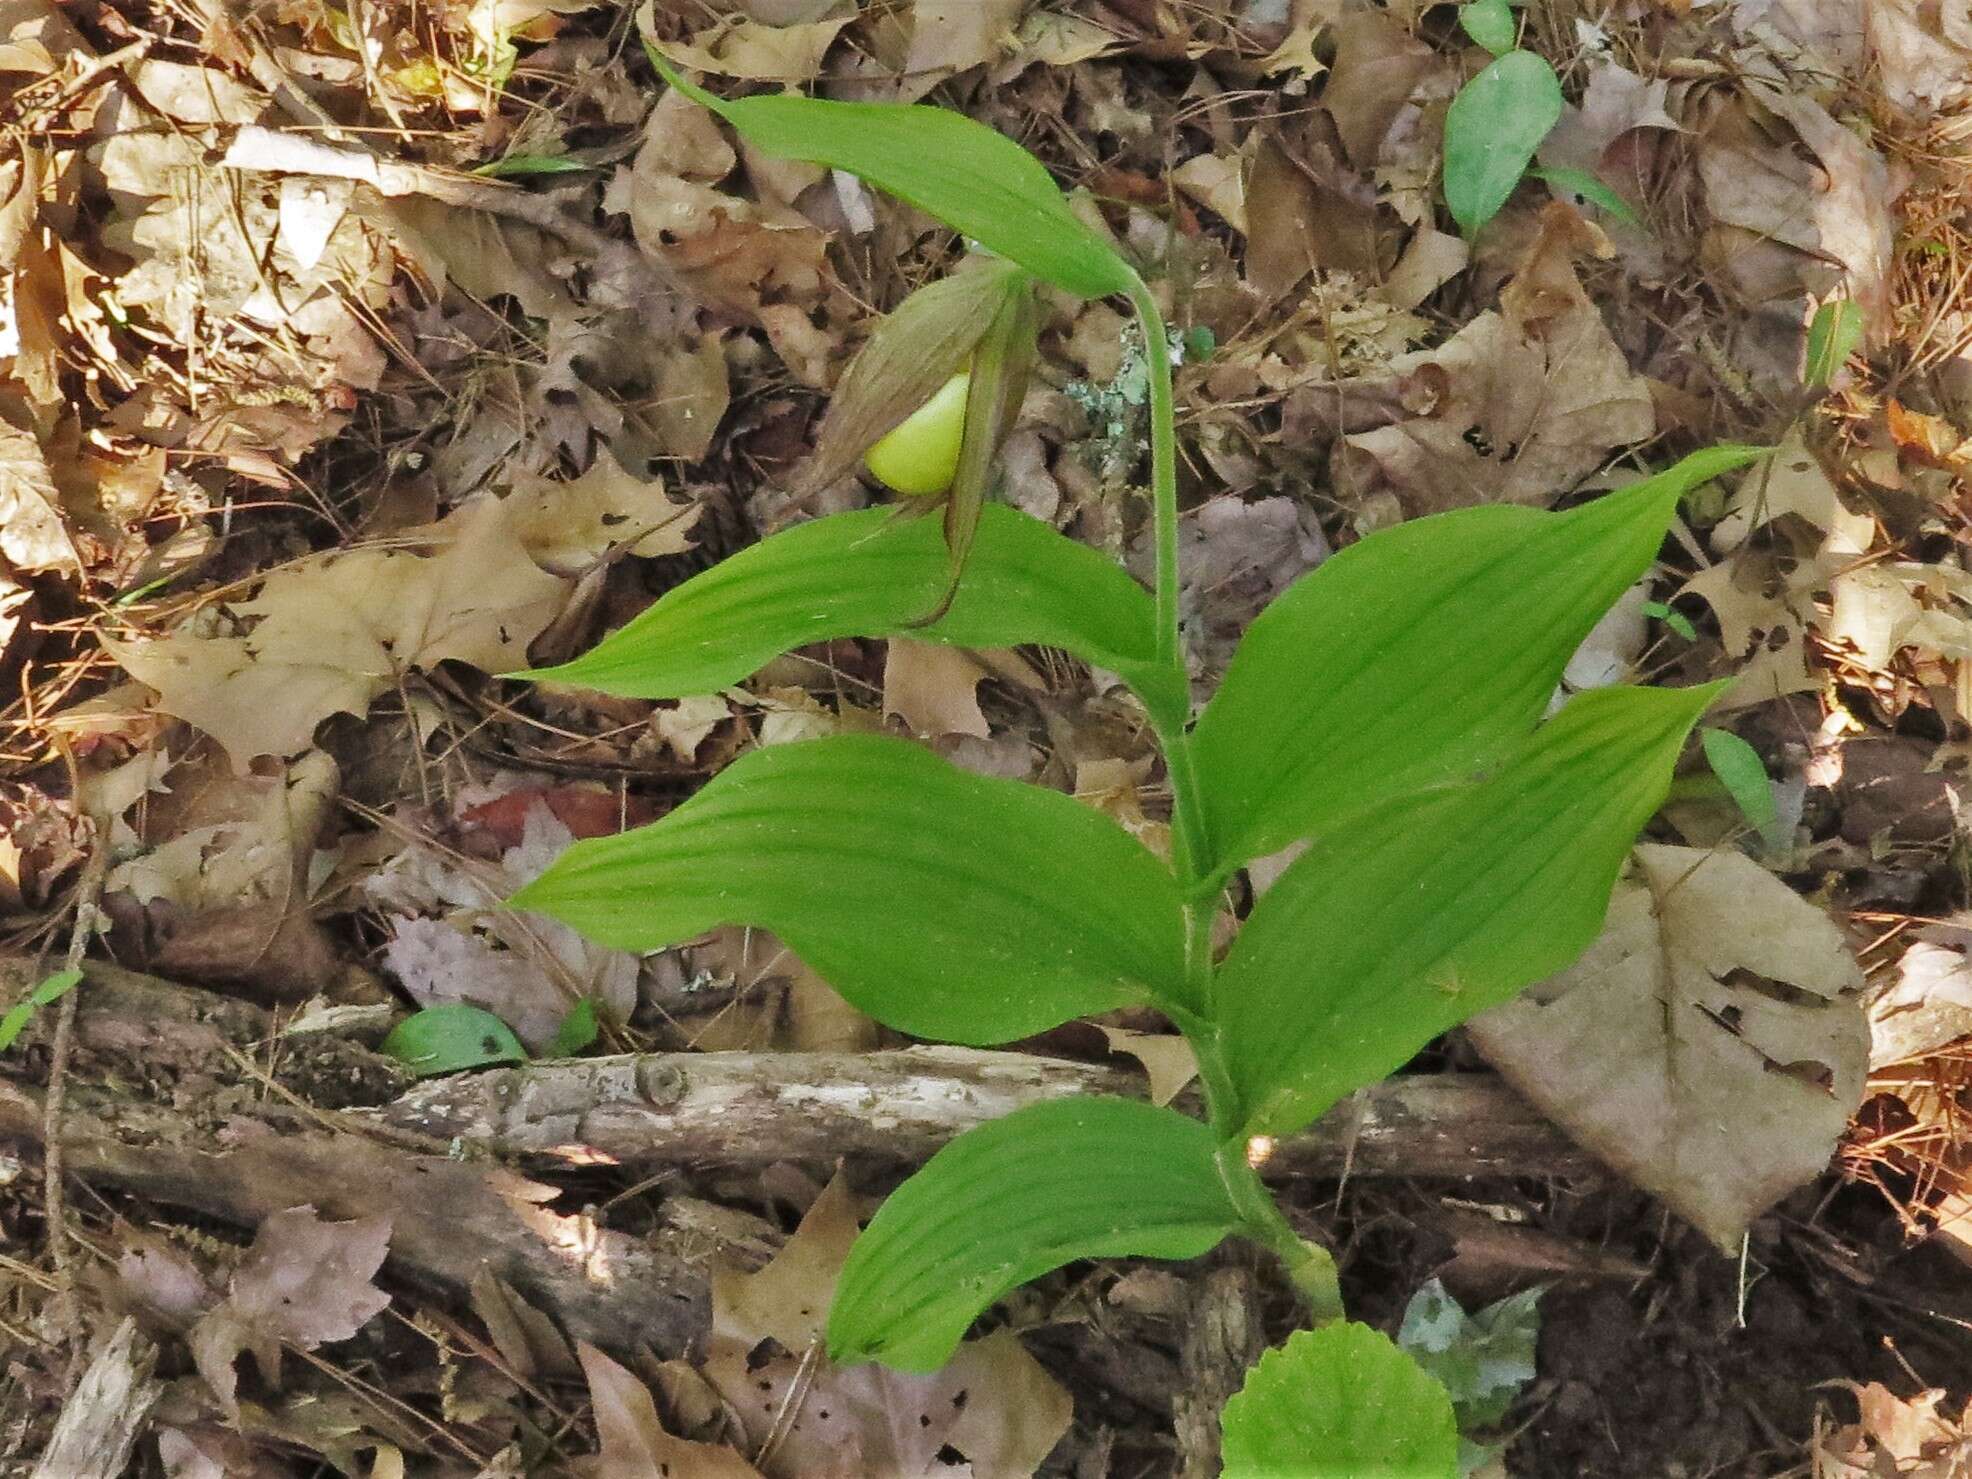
[545,998,599,1058]
[1192,444,1766,876]
[1701,727,1786,851]
[1641,599,1697,641]
[1529,165,1640,226]
[923,270,1040,626]
[1221,1323,1459,1479]
[828,1096,1237,1371]
[1444,49,1564,235]
[0,969,84,1052]
[515,503,1181,718]
[645,48,1136,301]
[471,154,592,178]
[1398,1279,1542,1473]
[1804,299,1865,388]
[805,260,1031,497]
[1459,0,1516,55]
[509,734,1189,1042]
[382,1003,527,1077]
[1219,681,1721,1139]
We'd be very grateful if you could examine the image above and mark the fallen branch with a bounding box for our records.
[376,1046,1595,1181]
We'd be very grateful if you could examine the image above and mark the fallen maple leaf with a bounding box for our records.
[1469,844,1868,1247]
[188,1206,392,1417]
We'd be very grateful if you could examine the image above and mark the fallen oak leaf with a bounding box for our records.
[1468,844,1867,1247]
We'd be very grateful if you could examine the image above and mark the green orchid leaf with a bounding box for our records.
[1191,445,1766,876]
[514,503,1178,716]
[801,259,1031,497]
[508,735,1189,1042]
[1444,48,1563,234]
[1803,299,1865,388]
[827,1096,1237,1371]
[1219,680,1720,1139]
[382,1004,528,1077]
[0,969,84,1052]
[645,47,1136,300]
[1221,1323,1459,1479]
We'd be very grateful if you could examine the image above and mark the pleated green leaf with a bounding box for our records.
[515,504,1176,713]
[507,735,1189,1042]
[827,1096,1237,1371]
[1191,445,1765,878]
[1218,681,1721,1140]
[1220,1324,1459,1479]
[647,50,1136,301]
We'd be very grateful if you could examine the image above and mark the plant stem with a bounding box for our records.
[1127,272,1338,1319]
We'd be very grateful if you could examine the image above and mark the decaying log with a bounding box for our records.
[0,1076,708,1357]
[379,1047,1596,1182]
[31,1317,159,1479]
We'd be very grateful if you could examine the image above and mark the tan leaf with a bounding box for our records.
[1469,844,1868,1248]
[901,0,1023,97]
[882,639,990,739]
[1098,1025,1199,1106]
[1334,203,1655,514]
[657,14,851,81]
[576,1342,764,1479]
[108,492,572,769]
[499,447,699,573]
[701,1173,1072,1478]
[0,422,76,572]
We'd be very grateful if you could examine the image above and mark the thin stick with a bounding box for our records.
[41,840,106,1387]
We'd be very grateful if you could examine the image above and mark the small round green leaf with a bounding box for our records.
[1221,1323,1459,1479]
[1459,0,1516,55]
[1443,50,1564,235]
[382,1004,527,1077]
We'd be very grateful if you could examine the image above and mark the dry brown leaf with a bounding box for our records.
[106,486,610,769]
[376,795,640,1051]
[0,421,76,573]
[1814,1383,1972,1479]
[658,14,851,81]
[700,1173,1072,1478]
[499,448,699,573]
[679,925,878,1053]
[1334,204,1655,514]
[1469,844,1868,1248]
[576,1342,764,1479]
[882,639,990,739]
[1098,1025,1199,1106]
[901,0,1023,97]
[188,1207,392,1416]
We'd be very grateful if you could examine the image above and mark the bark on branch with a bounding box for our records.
[376,1046,1594,1181]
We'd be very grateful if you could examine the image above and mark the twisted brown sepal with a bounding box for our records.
[913,280,1040,628]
